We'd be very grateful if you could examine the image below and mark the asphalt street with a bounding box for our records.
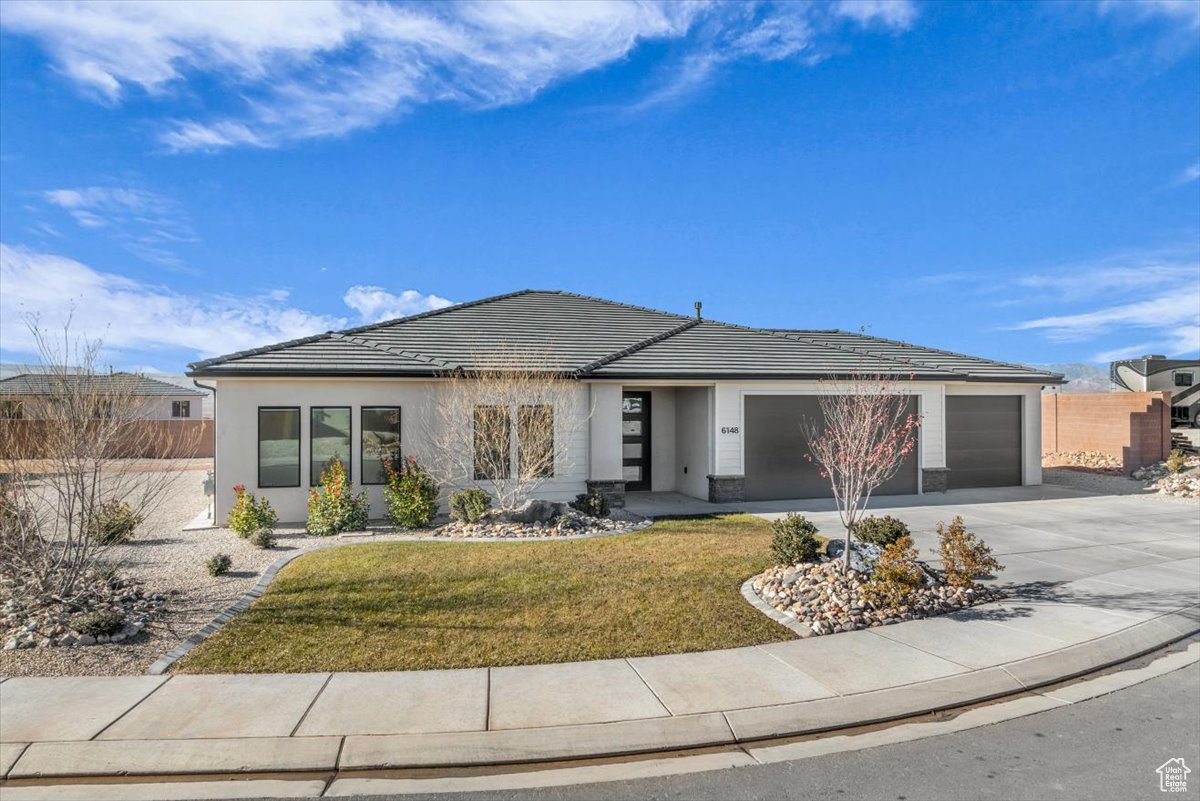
[342,660,1200,801]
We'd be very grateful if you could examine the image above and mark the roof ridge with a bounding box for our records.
[768,329,967,378]
[800,330,1063,379]
[336,289,537,337]
[576,318,700,375]
[544,289,693,322]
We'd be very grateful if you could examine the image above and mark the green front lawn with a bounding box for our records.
[176,515,802,673]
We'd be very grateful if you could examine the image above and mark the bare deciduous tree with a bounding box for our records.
[801,372,921,570]
[0,318,201,604]
[423,347,591,510]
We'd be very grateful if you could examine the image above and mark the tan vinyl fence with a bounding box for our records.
[0,419,214,459]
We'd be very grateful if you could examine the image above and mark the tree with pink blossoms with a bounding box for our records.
[801,372,922,571]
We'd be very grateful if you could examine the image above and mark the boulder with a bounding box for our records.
[498,499,569,524]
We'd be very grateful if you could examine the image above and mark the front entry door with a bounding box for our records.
[622,392,652,492]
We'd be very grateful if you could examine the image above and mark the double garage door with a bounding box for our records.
[743,394,1023,501]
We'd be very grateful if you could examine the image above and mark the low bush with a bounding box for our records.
[863,535,924,609]
[206,553,232,577]
[72,609,125,638]
[1167,449,1188,475]
[936,516,1004,587]
[383,456,439,528]
[569,492,609,518]
[249,529,276,549]
[228,484,278,539]
[770,513,822,565]
[449,488,492,523]
[92,560,122,583]
[86,499,144,545]
[853,515,910,547]
[555,513,583,531]
[307,456,370,537]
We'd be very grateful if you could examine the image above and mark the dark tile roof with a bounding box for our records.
[0,372,206,396]
[187,290,1063,384]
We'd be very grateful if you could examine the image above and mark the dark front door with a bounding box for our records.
[622,392,652,492]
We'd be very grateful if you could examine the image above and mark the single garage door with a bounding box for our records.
[945,395,1022,489]
[744,395,919,502]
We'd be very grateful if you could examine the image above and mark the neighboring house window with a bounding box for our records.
[259,407,300,488]
[473,405,512,480]
[172,400,191,418]
[1175,372,1194,387]
[311,406,352,485]
[517,404,554,478]
[361,407,401,485]
[0,400,22,419]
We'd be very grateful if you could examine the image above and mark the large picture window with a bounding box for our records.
[361,406,401,485]
[310,406,351,486]
[258,407,300,488]
[473,405,511,480]
[518,404,554,478]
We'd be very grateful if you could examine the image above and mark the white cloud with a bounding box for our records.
[40,185,197,268]
[1178,160,1200,184]
[0,244,452,362]
[1007,253,1200,359]
[343,286,453,323]
[1,0,917,151]
[1099,0,1200,30]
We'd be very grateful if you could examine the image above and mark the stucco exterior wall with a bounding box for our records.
[213,377,590,523]
[648,388,676,492]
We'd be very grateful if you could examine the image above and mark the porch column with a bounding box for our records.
[587,384,626,507]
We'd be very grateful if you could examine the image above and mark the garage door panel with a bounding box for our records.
[945,396,1022,489]
[744,395,919,502]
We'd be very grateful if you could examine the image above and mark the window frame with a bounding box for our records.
[257,406,301,489]
[473,404,512,481]
[517,403,555,479]
[171,400,191,418]
[0,400,23,420]
[310,405,353,487]
[360,406,402,486]
[1174,372,1194,388]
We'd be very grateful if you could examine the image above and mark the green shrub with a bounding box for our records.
[863,535,924,609]
[770,513,822,565]
[92,560,122,583]
[853,515,910,547]
[554,513,583,531]
[936,516,1004,587]
[227,484,278,538]
[249,529,276,549]
[206,553,232,577]
[306,456,370,537]
[71,609,125,637]
[449,488,492,523]
[383,456,439,528]
[569,492,609,518]
[86,499,144,545]
[1167,449,1187,475]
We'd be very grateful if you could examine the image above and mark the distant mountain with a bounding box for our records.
[1033,363,1111,393]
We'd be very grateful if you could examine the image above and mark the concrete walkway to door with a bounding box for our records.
[1,487,1197,785]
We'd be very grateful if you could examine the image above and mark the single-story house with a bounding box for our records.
[0,372,205,420]
[187,290,1064,522]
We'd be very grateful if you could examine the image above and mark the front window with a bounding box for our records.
[1175,372,1194,387]
[311,407,352,485]
[473,405,511,480]
[518,404,554,478]
[361,407,401,485]
[259,407,300,488]
[172,400,191,418]
[0,400,23,420]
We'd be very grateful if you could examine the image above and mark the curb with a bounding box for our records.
[19,607,1192,780]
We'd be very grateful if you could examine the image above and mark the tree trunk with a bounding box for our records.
[843,526,852,571]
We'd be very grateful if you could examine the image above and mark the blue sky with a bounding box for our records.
[1,0,1197,374]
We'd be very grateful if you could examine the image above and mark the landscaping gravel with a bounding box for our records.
[1043,464,1200,500]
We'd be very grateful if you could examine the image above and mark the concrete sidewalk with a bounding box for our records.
[1,490,1197,781]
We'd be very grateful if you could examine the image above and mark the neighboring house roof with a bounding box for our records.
[0,372,206,397]
[187,290,1064,384]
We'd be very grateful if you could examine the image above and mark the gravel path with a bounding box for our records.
[1042,465,1194,502]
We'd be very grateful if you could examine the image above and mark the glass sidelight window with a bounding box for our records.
[518,404,554,478]
[258,407,300,488]
[361,407,401,485]
[310,406,351,485]
[473,405,511,480]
